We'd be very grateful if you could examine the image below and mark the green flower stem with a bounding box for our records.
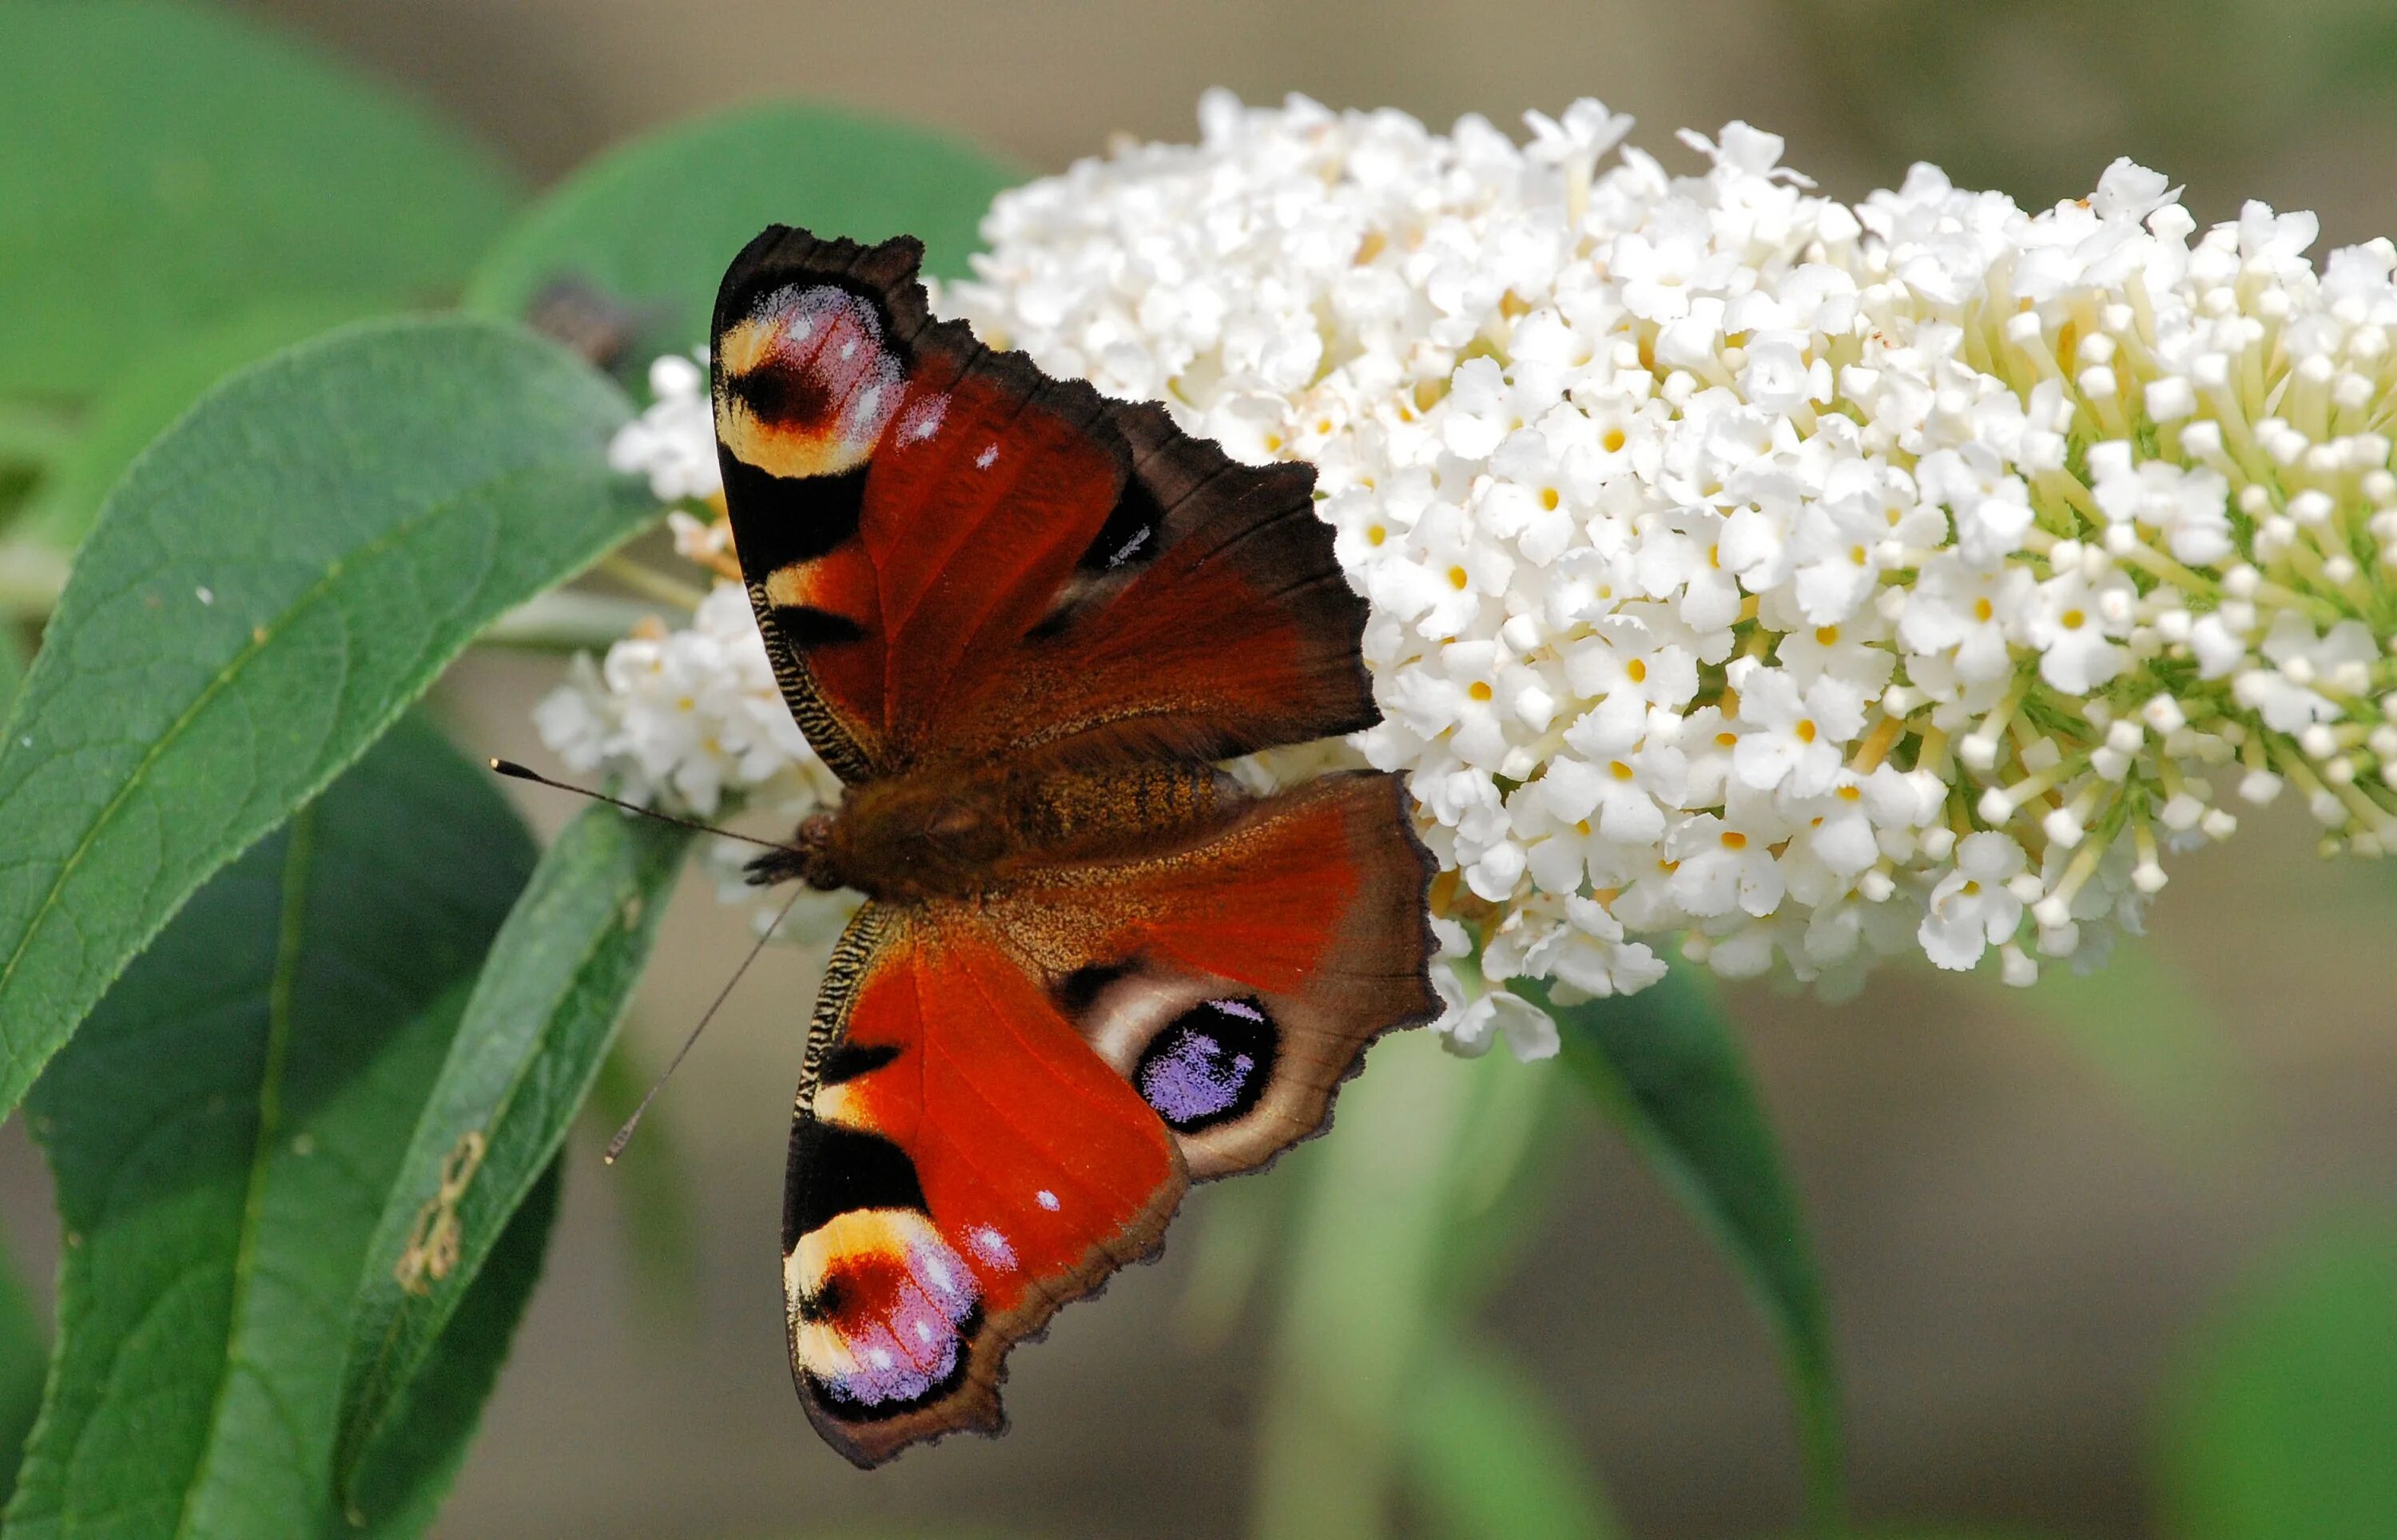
[595,551,707,612]
[0,400,77,470]
[0,542,66,619]
[477,589,662,651]
[1252,1030,1478,1540]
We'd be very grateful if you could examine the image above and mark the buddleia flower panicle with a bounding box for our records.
[568,91,2397,1058]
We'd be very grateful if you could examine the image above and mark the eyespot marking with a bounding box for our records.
[789,1209,982,1417]
[1135,996,1277,1132]
[715,284,904,479]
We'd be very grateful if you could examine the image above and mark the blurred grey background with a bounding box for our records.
[17,2,2374,1534]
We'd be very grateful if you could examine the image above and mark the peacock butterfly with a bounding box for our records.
[708,226,1437,1467]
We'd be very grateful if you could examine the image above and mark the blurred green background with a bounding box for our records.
[10,0,2397,1535]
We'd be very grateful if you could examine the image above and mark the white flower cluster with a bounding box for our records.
[571,91,2397,1057]
[533,575,837,819]
[946,91,2397,1031]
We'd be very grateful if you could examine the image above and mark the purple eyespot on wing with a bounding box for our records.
[1135,997,1277,1132]
[788,1210,983,1416]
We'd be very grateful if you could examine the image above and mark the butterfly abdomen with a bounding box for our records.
[1006,763,1234,853]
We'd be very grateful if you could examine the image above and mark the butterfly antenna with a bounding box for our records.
[487,758,796,854]
[604,883,806,1165]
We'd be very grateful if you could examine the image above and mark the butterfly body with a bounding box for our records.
[753,760,1236,900]
[710,227,1437,1467]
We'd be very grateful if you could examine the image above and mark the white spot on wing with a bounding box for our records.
[1107,528,1151,568]
[967,1225,1016,1269]
[1211,998,1266,1022]
[1035,1189,1060,1212]
[900,393,948,443]
[975,443,999,470]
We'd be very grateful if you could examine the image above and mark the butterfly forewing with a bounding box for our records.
[711,225,1379,777]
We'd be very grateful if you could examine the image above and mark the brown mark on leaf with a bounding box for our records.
[393,1129,487,1296]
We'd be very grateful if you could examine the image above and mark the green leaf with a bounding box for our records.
[1532,973,1844,1534]
[0,315,654,1129]
[344,1162,562,1538]
[16,296,391,553]
[0,1,519,399]
[465,101,1020,368]
[334,804,691,1491]
[4,717,542,1540]
[2158,1214,2397,1540]
[1401,1336,1620,1540]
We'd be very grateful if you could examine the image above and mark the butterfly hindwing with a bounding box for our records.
[991,771,1439,1178]
[782,772,1433,1465]
[783,905,1189,1468]
[711,228,1376,780]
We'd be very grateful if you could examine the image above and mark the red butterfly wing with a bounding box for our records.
[710,228,1373,779]
[785,908,1187,1468]
[784,775,1433,1466]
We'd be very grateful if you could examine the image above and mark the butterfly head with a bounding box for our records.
[744,811,842,891]
[745,780,1016,902]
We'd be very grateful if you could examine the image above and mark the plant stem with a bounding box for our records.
[0,400,78,469]
[0,542,66,620]
[1251,1031,1477,1540]
[478,590,659,651]
[596,553,708,612]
